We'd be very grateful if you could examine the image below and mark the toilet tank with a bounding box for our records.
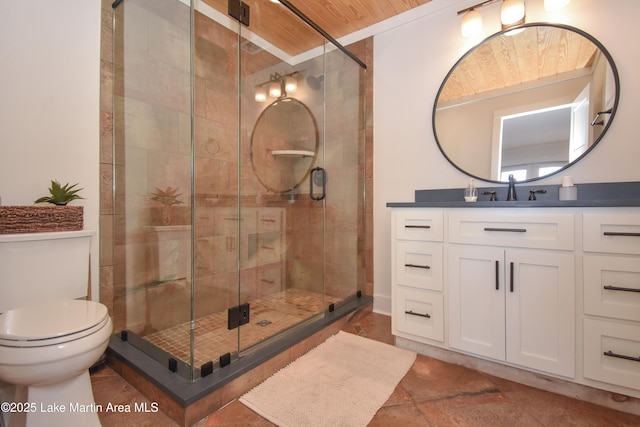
[0,230,95,313]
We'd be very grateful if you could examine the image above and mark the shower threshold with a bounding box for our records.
[106,292,372,425]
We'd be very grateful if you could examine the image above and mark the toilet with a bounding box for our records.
[0,230,113,427]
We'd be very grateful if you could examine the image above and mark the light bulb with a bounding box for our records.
[284,76,297,93]
[544,0,570,11]
[501,0,525,27]
[255,86,267,102]
[461,9,482,38]
[269,81,281,98]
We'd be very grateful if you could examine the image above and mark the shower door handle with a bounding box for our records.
[310,167,326,201]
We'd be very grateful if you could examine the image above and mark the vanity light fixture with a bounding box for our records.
[254,86,267,102]
[501,0,525,29]
[254,71,300,102]
[284,76,297,93]
[269,81,282,98]
[458,0,530,37]
[461,8,483,38]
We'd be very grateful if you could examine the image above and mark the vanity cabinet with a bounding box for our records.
[391,209,577,377]
[391,209,444,342]
[390,206,640,397]
[582,212,640,391]
[447,211,575,377]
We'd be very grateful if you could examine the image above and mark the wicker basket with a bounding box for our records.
[0,205,84,234]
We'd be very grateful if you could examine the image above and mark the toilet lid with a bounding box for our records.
[0,300,109,342]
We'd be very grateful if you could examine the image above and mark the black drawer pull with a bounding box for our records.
[405,310,431,319]
[405,225,431,229]
[484,227,527,233]
[405,263,431,270]
[603,232,640,237]
[604,351,640,363]
[604,285,640,293]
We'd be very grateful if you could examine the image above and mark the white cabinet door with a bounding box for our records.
[449,245,505,360]
[449,246,575,377]
[506,249,575,377]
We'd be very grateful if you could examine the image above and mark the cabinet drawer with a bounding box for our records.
[584,318,640,391]
[449,211,574,250]
[584,255,640,322]
[583,213,640,255]
[258,209,283,232]
[394,209,443,242]
[393,287,444,342]
[395,241,443,291]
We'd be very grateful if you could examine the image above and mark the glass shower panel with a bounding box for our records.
[322,46,367,305]
[113,0,195,376]
[189,4,243,371]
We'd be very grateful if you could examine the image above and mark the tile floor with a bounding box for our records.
[143,289,341,367]
[91,312,640,426]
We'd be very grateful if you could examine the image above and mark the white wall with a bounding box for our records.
[0,1,101,299]
[373,0,640,313]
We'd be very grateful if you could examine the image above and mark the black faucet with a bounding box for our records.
[507,174,517,201]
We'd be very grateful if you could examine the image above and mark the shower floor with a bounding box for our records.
[143,289,342,368]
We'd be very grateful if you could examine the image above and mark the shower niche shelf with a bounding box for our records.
[271,149,315,158]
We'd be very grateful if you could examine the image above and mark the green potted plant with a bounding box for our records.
[34,180,84,206]
[149,186,190,226]
[0,180,84,234]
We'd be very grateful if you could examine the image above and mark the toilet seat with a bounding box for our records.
[0,300,109,348]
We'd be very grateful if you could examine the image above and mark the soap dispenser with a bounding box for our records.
[559,176,578,200]
[464,178,478,202]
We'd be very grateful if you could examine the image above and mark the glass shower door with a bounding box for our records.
[234,1,329,353]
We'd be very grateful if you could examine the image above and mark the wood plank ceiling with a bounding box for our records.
[202,0,433,56]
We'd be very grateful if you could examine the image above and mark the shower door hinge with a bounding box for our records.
[228,303,250,330]
[228,0,250,26]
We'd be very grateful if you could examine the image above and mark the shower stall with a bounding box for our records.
[110,0,367,385]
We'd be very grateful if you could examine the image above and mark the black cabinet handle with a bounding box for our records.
[510,262,514,292]
[484,227,527,233]
[405,225,431,229]
[405,310,431,319]
[603,232,640,237]
[604,285,640,293]
[405,263,431,270]
[604,351,640,363]
[495,260,500,290]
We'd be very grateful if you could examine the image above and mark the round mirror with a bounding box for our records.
[433,23,619,183]
[251,97,318,193]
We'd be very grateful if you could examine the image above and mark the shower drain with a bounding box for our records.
[256,319,272,327]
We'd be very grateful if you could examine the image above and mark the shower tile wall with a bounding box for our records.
[99,0,374,334]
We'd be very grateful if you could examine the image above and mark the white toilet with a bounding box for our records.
[0,230,113,427]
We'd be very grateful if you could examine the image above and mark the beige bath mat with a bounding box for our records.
[239,331,416,426]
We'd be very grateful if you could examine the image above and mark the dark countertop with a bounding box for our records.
[386,181,640,208]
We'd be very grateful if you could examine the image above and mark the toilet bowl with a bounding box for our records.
[0,299,113,427]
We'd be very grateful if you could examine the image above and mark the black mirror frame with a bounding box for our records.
[432,22,620,184]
